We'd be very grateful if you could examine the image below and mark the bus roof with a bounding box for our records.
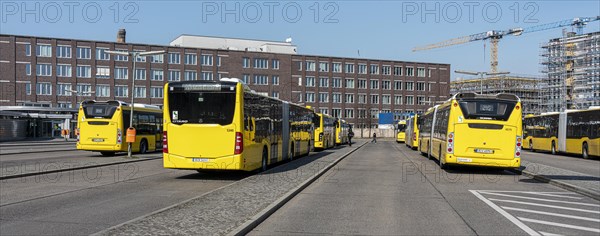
[451,92,520,102]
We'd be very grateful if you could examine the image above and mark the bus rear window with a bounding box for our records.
[458,99,516,121]
[83,104,118,119]
[168,91,236,125]
[397,124,406,132]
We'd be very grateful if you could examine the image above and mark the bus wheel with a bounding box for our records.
[529,140,534,152]
[439,146,447,170]
[582,143,589,159]
[551,141,557,155]
[139,139,148,154]
[100,152,115,156]
[261,148,268,172]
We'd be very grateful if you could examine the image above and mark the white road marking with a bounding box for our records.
[479,191,598,207]
[538,231,563,236]
[470,190,541,236]
[489,198,600,214]
[518,217,600,233]
[502,206,600,222]
[475,191,578,195]
[522,192,582,200]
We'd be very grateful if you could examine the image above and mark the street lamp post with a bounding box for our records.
[105,50,165,158]
[454,70,510,94]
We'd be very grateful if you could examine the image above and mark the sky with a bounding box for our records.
[1,0,599,80]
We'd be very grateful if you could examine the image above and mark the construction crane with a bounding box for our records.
[413,16,600,73]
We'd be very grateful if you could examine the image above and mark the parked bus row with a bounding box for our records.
[75,79,353,172]
[398,92,524,169]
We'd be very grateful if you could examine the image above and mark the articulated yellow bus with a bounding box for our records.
[419,93,523,169]
[335,119,350,145]
[163,79,314,172]
[524,107,599,159]
[405,115,419,149]
[314,113,336,150]
[76,100,163,156]
[396,120,407,143]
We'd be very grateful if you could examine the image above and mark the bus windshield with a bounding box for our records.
[83,103,118,119]
[168,91,236,125]
[397,124,406,132]
[458,99,516,121]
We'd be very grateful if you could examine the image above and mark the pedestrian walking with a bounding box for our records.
[348,130,354,146]
[371,132,377,143]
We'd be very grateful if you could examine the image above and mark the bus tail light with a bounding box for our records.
[76,128,80,143]
[413,132,417,141]
[447,132,454,154]
[163,131,168,153]
[515,136,522,158]
[318,132,323,141]
[234,132,243,155]
[117,128,122,144]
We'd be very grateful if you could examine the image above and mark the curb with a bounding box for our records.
[227,141,369,236]
[1,148,78,156]
[509,168,600,201]
[0,156,161,180]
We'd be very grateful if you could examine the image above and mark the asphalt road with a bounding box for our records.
[250,141,600,235]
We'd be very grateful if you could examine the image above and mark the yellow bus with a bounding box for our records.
[314,113,336,150]
[396,120,407,143]
[162,79,314,172]
[335,118,350,145]
[405,114,419,149]
[524,107,599,159]
[76,100,162,156]
[419,93,523,169]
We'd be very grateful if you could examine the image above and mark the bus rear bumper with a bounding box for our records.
[76,143,122,152]
[163,153,246,171]
[445,155,520,168]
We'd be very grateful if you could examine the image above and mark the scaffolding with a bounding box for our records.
[540,31,600,112]
[450,75,542,115]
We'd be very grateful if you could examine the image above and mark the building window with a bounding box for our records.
[56,45,72,58]
[405,82,414,91]
[56,64,72,77]
[416,82,426,91]
[345,63,355,74]
[96,85,110,97]
[36,64,52,76]
[151,69,164,81]
[57,102,72,108]
[370,94,379,104]
[96,48,110,60]
[428,83,433,91]
[115,85,128,98]
[305,76,315,87]
[382,95,391,105]
[394,66,402,76]
[305,61,316,71]
[318,92,329,103]
[134,86,146,98]
[370,80,379,89]
[217,56,222,67]
[417,96,425,105]
[272,76,279,85]
[345,93,354,103]
[406,96,414,105]
[57,83,72,96]
[253,58,268,69]
[151,54,163,63]
[272,59,280,69]
[319,62,329,72]
[332,77,342,88]
[253,75,268,85]
[345,78,355,88]
[242,74,250,84]
[428,69,432,77]
[332,93,342,103]
[358,79,367,89]
[417,68,426,77]
[151,87,163,98]
[115,67,128,80]
[272,92,279,98]
[394,95,402,105]
[382,80,391,90]
[333,63,342,73]
[370,109,379,119]
[168,53,180,64]
[201,54,213,66]
[394,81,402,90]
[134,51,146,62]
[332,108,342,118]
[319,108,329,115]
[358,94,367,104]
[243,57,250,68]
[406,67,414,76]
[358,64,367,74]
[25,44,31,56]
[134,68,146,80]
[25,83,31,95]
[168,70,180,81]
[344,109,354,118]
[76,84,92,96]
[25,63,31,75]
[370,65,379,75]
[319,77,329,88]
[382,66,391,75]
[76,65,91,78]
[76,47,91,59]
[36,44,52,57]
[96,66,110,79]
[184,70,197,81]
[114,49,128,61]
[305,92,315,102]
[201,71,213,80]
[184,53,197,65]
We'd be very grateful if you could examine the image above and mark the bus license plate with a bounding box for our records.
[92,138,104,142]
[457,158,472,163]
[475,149,494,154]
[192,158,209,163]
